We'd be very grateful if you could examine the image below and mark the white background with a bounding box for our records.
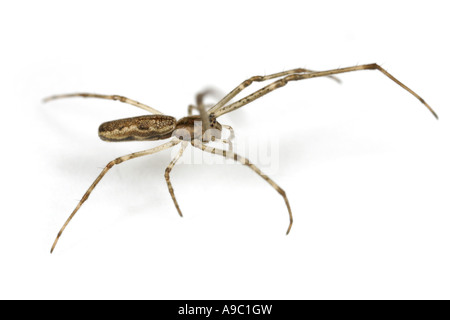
[1,1,449,299]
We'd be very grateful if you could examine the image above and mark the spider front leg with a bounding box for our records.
[192,140,293,235]
[165,142,188,217]
[208,67,341,115]
[215,64,438,119]
[50,139,180,253]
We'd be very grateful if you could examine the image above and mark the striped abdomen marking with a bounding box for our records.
[98,115,177,142]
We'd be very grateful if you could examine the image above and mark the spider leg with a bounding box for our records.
[210,138,233,152]
[208,67,341,115]
[188,104,196,116]
[165,142,188,217]
[215,63,438,119]
[222,124,235,141]
[50,139,180,253]
[188,104,214,116]
[216,124,234,152]
[43,92,163,115]
[196,89,220,108]
[215,139,233,152]
[188,88,221,115]
[191,140,293,235]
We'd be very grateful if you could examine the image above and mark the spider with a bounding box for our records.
[45,63,437,253]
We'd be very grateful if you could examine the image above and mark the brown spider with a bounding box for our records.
[45,63,437,253]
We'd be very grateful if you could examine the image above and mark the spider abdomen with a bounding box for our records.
[98,115,176,141]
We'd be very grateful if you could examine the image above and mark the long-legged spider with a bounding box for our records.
[45,63,437,253]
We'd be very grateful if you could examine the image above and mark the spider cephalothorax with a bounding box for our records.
[173,114,222,142]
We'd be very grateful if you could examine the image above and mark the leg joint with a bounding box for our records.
[366,63,379,70]
[106,161,116,169]
[164,167,171,178]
